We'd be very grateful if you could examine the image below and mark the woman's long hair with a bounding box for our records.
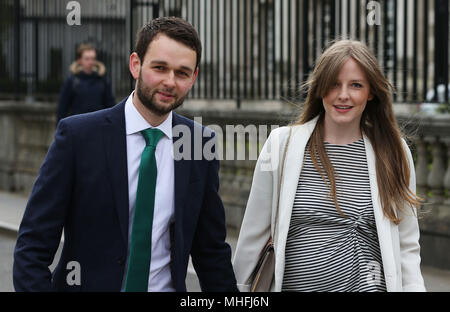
[296,40,421,224]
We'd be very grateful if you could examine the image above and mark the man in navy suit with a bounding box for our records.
[13,17,238,292]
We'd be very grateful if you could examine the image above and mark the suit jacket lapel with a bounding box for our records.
[102,100,129,245]
[278,116,318,242]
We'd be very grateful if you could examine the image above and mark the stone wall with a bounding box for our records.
[0,101,56,193]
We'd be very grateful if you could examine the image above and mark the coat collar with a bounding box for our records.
[277,115,319,224]
[274,116,318,290]
[124,92,173,139]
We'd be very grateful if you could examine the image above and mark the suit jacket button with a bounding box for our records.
[118,258,125,265]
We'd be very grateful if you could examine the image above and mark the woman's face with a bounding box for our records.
[322,58,373,130]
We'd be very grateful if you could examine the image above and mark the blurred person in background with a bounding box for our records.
[57,43,115,123]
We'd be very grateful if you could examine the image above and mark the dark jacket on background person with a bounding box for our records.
[57,60,116,122]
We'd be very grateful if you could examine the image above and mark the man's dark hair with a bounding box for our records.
[134,16,202,70]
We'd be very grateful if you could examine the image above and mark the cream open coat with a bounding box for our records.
[232,116,426,292]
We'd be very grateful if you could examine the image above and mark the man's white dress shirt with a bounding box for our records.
[121,92,176,292]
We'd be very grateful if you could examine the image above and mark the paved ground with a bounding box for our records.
[0,229,16,292]
[1,191,449,292]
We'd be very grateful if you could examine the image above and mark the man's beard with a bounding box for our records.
[136,73,186,116]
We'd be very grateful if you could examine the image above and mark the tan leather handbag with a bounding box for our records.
[250,127,292,292]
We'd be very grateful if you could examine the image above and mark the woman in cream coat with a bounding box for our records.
[233,40,426,292]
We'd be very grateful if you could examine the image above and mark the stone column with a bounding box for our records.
[443,138,450,205]
[427,136,446,204]
[415,136,429,199]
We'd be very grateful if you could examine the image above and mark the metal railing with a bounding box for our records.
[0,0,449,107]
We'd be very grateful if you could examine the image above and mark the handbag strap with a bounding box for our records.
[272,126,292,240]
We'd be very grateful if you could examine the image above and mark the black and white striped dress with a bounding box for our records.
[282,138,386,292]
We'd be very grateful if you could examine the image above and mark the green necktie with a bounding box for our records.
[124,128,164,292]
